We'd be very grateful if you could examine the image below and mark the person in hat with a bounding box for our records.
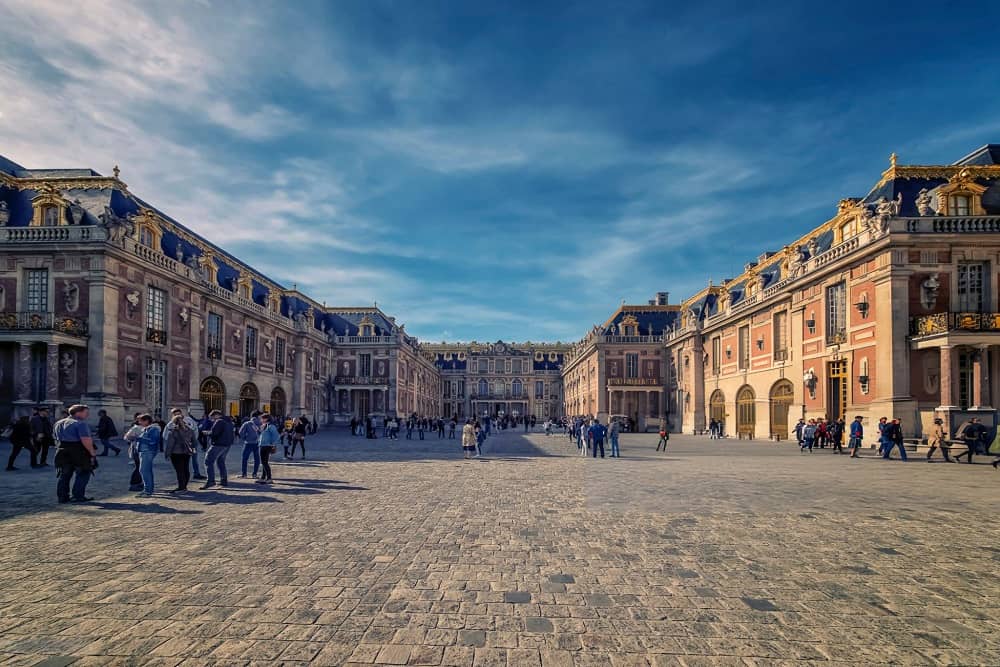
[925,417,951,463]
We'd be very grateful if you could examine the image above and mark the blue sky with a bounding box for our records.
[1,1,999,342]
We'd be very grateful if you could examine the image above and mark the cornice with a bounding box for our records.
[0,173,128,192]
[875,163,1000,189]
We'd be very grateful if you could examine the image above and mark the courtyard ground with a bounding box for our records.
[0,428,998,666]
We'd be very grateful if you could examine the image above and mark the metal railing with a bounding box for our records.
[0,311,89,336]
[910,312,1000,336]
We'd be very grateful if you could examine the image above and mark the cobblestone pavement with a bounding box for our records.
[1,429,999,666]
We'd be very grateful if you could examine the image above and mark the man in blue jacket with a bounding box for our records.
[848,416,864,458]
[589,419,607,458]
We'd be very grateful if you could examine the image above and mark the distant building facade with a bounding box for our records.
[561,294,679,431]
[425,340,568,421]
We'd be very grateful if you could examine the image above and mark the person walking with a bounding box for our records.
[30,407,54,467]
[847,416,864,458]
[449,419,457,439]
[955,417,983,464]
[164,413,195,492]
[290,415,307,458]
[255,413,280,484]
[53,405,97,503]
[134,414,161,498]
[95,409,121,456]
[589,419,607,458]
[882,418,908,461]
[6,416,34,471]
[656,425,669,452]
[578,420,589,457]
[461,419,476,459]
[830,418,845,454]
[926,417,952,463]
[201,411,234,489]
[875,417,890,457]
[793,418,805,449]
[239,412,261,478]
[608,419,622,459]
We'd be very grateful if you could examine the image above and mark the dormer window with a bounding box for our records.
[138,225,155,248]
[949,194,971,216]
[624,325,637,336]
[240,285,250,300]
[361,324,374,336]
[42,206,60,226]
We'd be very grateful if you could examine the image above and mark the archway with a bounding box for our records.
[769,380,794,441]
[709,389,725,431]
[270,386,287,419]
[199,376,225,416]
[239,382,259,418]
[735,385,756,439]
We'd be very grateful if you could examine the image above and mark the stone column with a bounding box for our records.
[938,345,957,409]
[187,309,204,415]
[291,341,307,414]
[83,277,125,423]
[16,342,32,401]
[45,343,60,406]
[972,345,992,409]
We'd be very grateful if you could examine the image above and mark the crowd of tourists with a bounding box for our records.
[3,404,315,503]
[790,414,1000,463]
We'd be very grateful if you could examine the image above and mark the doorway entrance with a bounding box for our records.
[769,380,794,440]
[736,385,755,439]
[827,360,847,422]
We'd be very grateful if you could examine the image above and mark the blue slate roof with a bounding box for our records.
[955,144,1000,166]
[727,281,746,306]
[604,307,680,335]
[434,355,468,371]
[318,310,395,336]
[533,354,564,371]
[688,293,718,321]
[0,154,323,329]
[759,260,782,288]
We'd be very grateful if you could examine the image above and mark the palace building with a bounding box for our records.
[560,294,678,431]
[3,143,999,439]
[424,340,569,421]
[665,145,1000,439]
[0,154,439,427]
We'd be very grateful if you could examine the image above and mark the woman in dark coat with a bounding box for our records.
[6,416,36,470]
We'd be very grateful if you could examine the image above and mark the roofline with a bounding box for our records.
[952,144,999,166]
[600,303,679,330]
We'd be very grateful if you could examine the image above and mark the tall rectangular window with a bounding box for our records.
[146,286,167,344]
[359,353,372,377]
[275,336,285,373]
[957,262,984,312]
[535,380,544,399]
[738,325,750,370]
[625,353,639,378]
[206,312,222,359]
[458,380,465,398]
[25,269,48,312]
[145,358,167,421]
[443,380,451,398]
[478,358,488,373]
[245,325,258,367]
[773,311,788,361]
[712,336,721,374]
[825,282,846,343]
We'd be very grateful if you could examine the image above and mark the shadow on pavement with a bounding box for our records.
[323,430,557,462]
[90,502,203,514]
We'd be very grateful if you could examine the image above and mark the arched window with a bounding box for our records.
[735,385,756,439]
[270,386,287,418]
[768,380,794,440]
[199,376,226,415]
